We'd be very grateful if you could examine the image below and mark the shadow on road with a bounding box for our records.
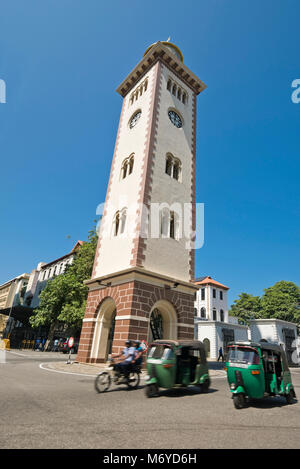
[247,397,298,409]
[157,386,218,398]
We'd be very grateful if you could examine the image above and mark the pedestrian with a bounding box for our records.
[41,337,46,351]
[53,338,59,352]
[217,346,224,362]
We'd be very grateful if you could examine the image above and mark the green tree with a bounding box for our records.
[260,281,300,324]
[30,224,98,336]
[229,293,262,325]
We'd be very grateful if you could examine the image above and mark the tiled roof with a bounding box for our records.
[194,276,229,290]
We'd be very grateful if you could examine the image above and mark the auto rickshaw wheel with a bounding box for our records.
[145,383,159,398]
[200,378,210,393]
[233,393,246,409]
[285,389,296,405]
[95,372,111,393]
[127,372,140,389]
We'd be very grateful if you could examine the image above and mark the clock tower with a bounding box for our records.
[77,41,206,363]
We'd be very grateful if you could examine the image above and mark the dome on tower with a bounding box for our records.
[144,41,183,62]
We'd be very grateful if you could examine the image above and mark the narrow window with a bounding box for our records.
[213,308,217,321]
[220,309,224,322]
[182,92,186,104]
[144,79,148,92]
[177,88,182,100]
[201,288,205,301]
[128,155,134,175]
[122,160,128,179]
[213,289,216,299]
[165,156,172,176]
[170,211,175,239]
[194,308,198,317]
[114,212,120,236]
[167,79,172,91]
[172,84,177,96]
[201,307,206,318]
[220,291,223,300]
[173,160,180,181]
[160,208,169,238]
[120,209,127,234]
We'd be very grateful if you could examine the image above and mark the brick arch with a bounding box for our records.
[77,279,195,363]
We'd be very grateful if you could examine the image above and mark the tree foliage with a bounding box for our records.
[30,225,98,331]
[229,293,261,325]
[229,281,300,326]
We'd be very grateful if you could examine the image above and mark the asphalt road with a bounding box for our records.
[1,350,300,449]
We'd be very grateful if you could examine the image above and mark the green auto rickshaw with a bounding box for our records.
[144,339,210,397]
[226,341,297,409]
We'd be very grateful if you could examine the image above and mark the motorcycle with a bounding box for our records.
[94,358,141,393]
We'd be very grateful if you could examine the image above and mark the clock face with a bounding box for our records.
[129,111,141,129]
[168,110,183,128]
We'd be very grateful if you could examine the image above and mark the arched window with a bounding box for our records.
[165,154,181,182]
[201,307,206,318]
[139,86,143,96]
[172,84,177,96]
[177,88,182,100]
[194,308,198,317]
[167,79,172,91]
[220,309,224,322]
[121,154,134,179]
[113,208,127,237]
[128,155,134,175]
[213,308,217,321]
[144,79,148,92]
[182,92,187,104]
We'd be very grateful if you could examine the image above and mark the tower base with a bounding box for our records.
[76,268,197,364]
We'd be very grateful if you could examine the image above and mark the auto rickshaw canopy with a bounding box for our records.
[227,341,290,372]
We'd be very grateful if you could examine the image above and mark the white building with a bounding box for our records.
[250,319,299,366]
[194,276,248,359]
[24,241,83,309]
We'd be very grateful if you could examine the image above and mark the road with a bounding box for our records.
[1,350,300,449]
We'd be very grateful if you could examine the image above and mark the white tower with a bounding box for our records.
[78,42,206,363]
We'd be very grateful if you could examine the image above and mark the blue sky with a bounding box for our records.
[0,0,299,306]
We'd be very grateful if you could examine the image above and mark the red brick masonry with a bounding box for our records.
[77,279,195,364]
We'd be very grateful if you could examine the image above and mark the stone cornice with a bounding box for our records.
[85,266,199,293]
[116,42,206,98]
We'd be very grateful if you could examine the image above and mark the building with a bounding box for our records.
[250,319,299,365]
[194,276,229,322]
[25,240,83,309]
[0,241,83,343]
[0,273,30,337]
[77,41,206,363]
[194,276,248,359]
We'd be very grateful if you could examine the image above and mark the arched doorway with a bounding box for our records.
[203,338,210,358]
[90,297,116,362]
[148,300,177,343]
